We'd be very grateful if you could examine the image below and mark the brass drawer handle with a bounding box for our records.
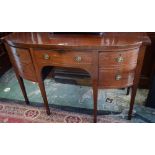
[74,56,82,62]
[43,54,50,60]
[116,56,124,63]
[115,74,122,80]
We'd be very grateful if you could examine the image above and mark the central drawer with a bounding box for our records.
[34,50,93,67]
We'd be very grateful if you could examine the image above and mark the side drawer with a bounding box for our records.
[12,48,32,64]
[99,49,139,69]
[8,46,37,82]
[99,69,135,89]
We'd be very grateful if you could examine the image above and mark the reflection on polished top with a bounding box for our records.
[3,32,150,50]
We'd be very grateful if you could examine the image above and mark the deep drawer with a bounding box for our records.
[99,69,135,88]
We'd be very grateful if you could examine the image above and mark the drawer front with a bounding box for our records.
[34,50,93,67]
[99,49,139,69]
[99,69,135,88]
[9,47,37,81]
[12,48,32,64]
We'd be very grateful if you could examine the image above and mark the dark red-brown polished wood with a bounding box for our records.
[2,32,150,123]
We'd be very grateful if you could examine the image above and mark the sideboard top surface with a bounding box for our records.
[2,32,150,50]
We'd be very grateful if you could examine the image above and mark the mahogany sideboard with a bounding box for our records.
[2,32,150,122]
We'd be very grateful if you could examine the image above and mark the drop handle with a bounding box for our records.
[116,56,124,63]
[43,54,50,60]
[115,74,122,81]
[74,56,82,62]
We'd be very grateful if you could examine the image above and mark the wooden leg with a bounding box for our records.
[128,85,137,120]
[38,78,50,115]
[128,46,146,120]
[92,81,98,123]
[16,75,30,105]
[91,51,99,123]
[126,87,130,95]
